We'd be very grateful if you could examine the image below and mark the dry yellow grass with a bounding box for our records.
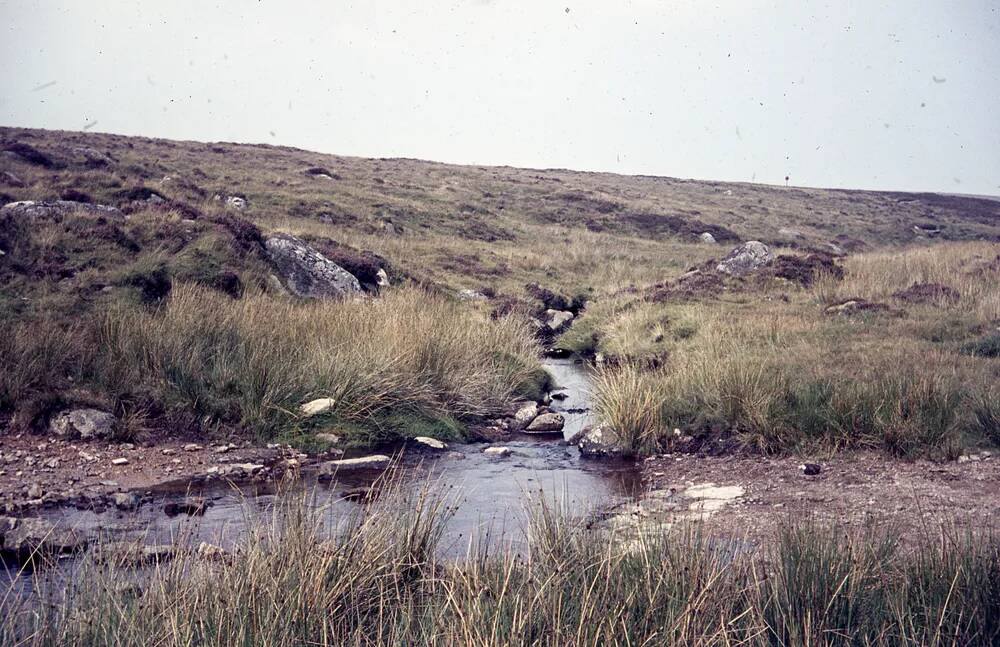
[92,284,542,440]
[591,243,1000,456]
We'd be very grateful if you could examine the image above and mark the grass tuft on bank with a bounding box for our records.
[2,285,541,444]
[3,489,999,646]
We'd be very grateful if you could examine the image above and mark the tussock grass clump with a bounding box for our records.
[589,243,1000,456]
[94,284,540,439]
[4,492,1000,646]
[593,363,668,455]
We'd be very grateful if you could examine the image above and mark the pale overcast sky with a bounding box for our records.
[1,1,997,194]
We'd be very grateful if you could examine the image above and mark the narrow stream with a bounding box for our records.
[3,358,641,592]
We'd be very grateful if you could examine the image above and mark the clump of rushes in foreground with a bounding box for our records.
[1,284,541,445]
[587,242,1000,457]
[2,487,999,646]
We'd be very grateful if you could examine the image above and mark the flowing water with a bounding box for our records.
[2,358,641,593]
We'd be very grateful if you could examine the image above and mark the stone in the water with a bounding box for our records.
[111,492,139,510]
[525,412,565,433]
[164,497,207,517]
[49,408,117,440]
[577,424,627,458]
[512,402,539,430]
[318,455,391,478]
[483,446,512,458]
[413,436,447,450]
[0,517,87,560]
[716,241,774,277]
[264,233,362,299]
[300,398,336,416]
[800,463,821,476]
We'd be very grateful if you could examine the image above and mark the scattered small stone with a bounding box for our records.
[111,458,129,466]
[413,436,447,450]
[315,433,341,445]
[27,484,43,499]
[161,448,177,456]
[183,443,202,452]
[800,463,822,476]
[483,447,512,458]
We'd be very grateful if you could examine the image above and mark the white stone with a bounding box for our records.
[545,309,574,331]
[413,436,447,450]
[301,398,336,416]
[483,447,512,458]
[318,455,391,475]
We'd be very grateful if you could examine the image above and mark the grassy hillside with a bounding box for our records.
[1,126,998,453]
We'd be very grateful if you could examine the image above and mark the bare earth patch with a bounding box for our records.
[0,435,304,514]
[631,451,1000,544]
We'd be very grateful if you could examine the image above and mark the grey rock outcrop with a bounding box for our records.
[577,424,628,458]
[49,408,117,440]
[715,241,774,277]
[1,200,122,220]
[264,234,362,299]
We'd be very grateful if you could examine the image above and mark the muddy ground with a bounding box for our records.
[3,429,997,548]
[0,434,305,515]
[629,450,1000,544]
